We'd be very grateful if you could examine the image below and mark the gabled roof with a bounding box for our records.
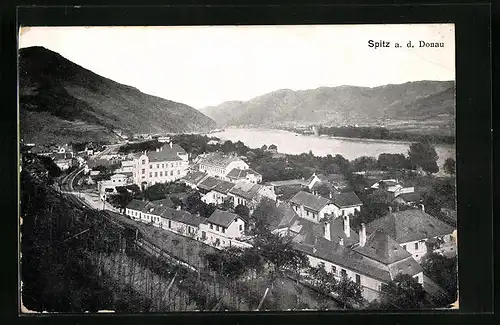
[212,180,236,194]
[268,202,300,230]
[396,192,423,203]
[199,152,244,169]
[180,171,208,185]
[198,176,222,191]
[366,209,455,243]
[226,168,262,180]
[274,184,305,201]
[146,143,186,162]
[126,199,148,211]
[229,183,264,200]
[330,192,363,208]
[353,229,412,264]
[207,209,239,228]
[160,207,203,226]
[266,179,307,187]
[289,191,332,212]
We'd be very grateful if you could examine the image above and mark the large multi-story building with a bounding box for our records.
[198,152,250,179]
[132,142,189,189]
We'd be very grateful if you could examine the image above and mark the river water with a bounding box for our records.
[209,128,455,175]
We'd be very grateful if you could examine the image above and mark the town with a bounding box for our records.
[20,132,458,311]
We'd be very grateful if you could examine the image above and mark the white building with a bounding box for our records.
[198,209,247,248]
[366,206,456,262]
[227,182,277,210]
[132,142,189,189]
[198,152,249,179]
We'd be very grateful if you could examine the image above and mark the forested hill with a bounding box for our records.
[19,46,216,144]
[201,80,455,136]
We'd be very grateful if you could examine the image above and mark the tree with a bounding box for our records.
[408,141,439,174]
[250,198,279,235]
[353,156,378,172]
[261,144,268,151]
[380,274,427,309]
[307,263,337,310]
[234,204,250,219]
[314,183,332,197]
[421,252,458,304]
[443,158,456,175]
[377,153,410,171]
[254,232,309,277]
[335,274,364,309]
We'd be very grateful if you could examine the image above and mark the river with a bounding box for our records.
[209,128,455,175]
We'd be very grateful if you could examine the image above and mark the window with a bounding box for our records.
[216,226,220,232]
[403,245,407,250]
[170,170,173,176]
[168,220,171,228]
[160,171,163,176]
[112,180,115,182]
[341,269,347,277]
[177,170,180,175]
[142,169,145,174]
[171,163,174,167]
[149,172,152,177]
[142,159,145,164]
[157,164,159,168]
[222,228,226,233]
[150,164,152,169]
[239,224,243,231]
[331,265,336,274]
[415,242,419,250]
[155,172,158,177]
[201,231,206,240]
[210,224,213,230]
[355,274,361,285]
[162,164,164,168]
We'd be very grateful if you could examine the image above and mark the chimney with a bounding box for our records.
[343,215,350,237]
[323,221,331,241]
[170,142,173,148]
[420,204,425,212]
[156,147,160,152]
[339,237,344,246]
[329,191,332,199]
[388,206,392,214]
[176,205,181,211]
[359,223,366,247]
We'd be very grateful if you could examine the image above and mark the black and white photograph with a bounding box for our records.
[19,24,458,312]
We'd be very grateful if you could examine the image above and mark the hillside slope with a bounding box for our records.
[19,46,216,144]
[200,81,455,135]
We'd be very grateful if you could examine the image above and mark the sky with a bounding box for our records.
[19,24,455,109]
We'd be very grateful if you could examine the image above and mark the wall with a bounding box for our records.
[201,190,227,205]
[400,239,428,262]
[226,217,245,238]
[307,254,384,302]
[225,160,249,174]
[133,154,189,187]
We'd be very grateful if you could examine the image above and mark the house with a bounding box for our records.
[226,168,262,184]
[200,177,236,205]
[52,153,76,171]
[179,171,209,189]
[393,192,424,206]
[282,214,423,302]
[199,209,246,248]
[228,183,277,210]
[311,173,350,193]
[369,179,415,199]
[132,142,189,189]
[289,191,337,223]
[207,139,220,146]
[198,152,249,179]
[365,206,456,262]
[57,143,74,157]
[329,192,363,217]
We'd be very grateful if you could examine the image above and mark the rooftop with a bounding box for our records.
[180,171,208,185]
[330,192,363,208]
[353,229,412,264]
[199,152,244,169]
[229,182,264,200]
[396,192,423,203]
[289,191,332,212]
[366,209,455,243]
[207,209,239,228]
[198,176,222,191]
[226,168,262,180]
[146,143,186,162]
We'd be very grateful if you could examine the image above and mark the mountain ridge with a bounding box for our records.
[19,46,216,144]
[200,80,455,136]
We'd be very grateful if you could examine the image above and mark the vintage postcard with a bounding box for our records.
[19,24,457,312]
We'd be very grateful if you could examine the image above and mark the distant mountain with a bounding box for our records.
[19,46,216,144]
[200,81,455,135]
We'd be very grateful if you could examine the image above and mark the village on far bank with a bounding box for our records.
[20,131,458,309]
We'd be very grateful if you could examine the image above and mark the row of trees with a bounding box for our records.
[317,126,455,145]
